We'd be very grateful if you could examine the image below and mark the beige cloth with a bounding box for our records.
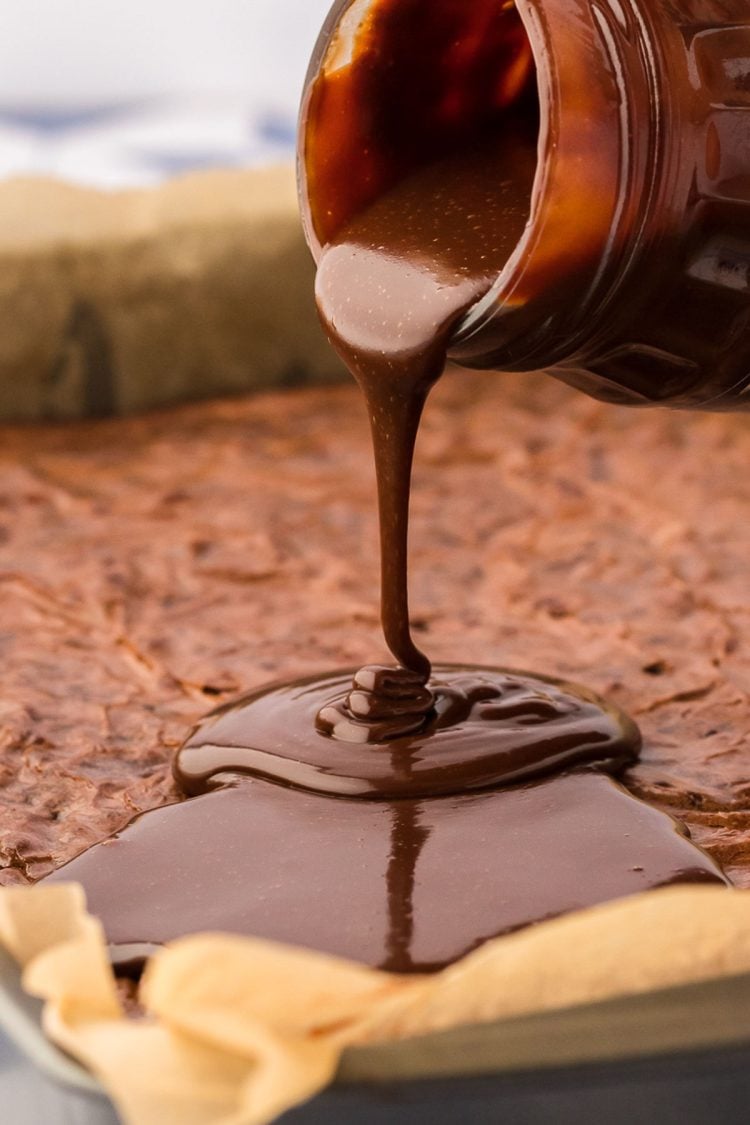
[2,883,750,1124]
[0,167,343,421]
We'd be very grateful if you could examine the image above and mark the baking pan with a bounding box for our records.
[3,946,750,1125]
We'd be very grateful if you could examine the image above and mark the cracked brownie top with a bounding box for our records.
[1,372,748,886]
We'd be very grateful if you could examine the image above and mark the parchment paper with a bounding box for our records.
[2,883,750,1125]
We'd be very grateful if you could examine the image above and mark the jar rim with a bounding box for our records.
[451,0,663,371]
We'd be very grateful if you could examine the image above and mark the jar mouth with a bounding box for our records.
[300,0,651,374]
[299,0,540,260]
[451,0,660,371]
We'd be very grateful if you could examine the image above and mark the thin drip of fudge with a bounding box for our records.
[312,130,539,739]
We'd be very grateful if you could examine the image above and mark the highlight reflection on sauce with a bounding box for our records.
[385,798,429,973]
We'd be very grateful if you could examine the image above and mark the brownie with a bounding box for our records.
[1,372,748,886]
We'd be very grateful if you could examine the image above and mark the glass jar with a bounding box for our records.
[299,0,750,409]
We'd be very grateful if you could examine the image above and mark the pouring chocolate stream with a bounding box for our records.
[312,130,536,738]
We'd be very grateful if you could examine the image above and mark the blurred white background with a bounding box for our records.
[0,0,333,185]
[0,0,332,108]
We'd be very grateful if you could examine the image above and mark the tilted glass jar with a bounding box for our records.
[299,0,750,409]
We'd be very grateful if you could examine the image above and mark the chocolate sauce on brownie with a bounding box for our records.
[43,4,734,969]
[47,123,730,974]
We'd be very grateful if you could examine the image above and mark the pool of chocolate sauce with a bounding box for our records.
[52,772,724,975]
[175,667,639,799]
[44,0,732,972]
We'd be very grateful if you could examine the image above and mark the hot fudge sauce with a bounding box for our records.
[44,0,734,970]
